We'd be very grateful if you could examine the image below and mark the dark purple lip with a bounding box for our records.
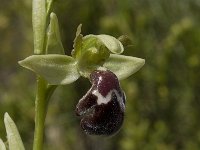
[75,70,126,136]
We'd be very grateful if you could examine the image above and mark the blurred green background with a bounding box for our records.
[0,0,200,149]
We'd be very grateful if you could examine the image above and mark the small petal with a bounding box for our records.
[71,24,83,58]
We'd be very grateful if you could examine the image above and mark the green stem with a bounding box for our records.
[33,77,47,150]
[33,77,57,150]
[32,1,56,149]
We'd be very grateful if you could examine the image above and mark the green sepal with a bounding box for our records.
[0,138,6,150]
[46,12,65,54]
[18,55,80,85]
[103,54,145,80]
[95,34,124,54]
[4,113,25,150]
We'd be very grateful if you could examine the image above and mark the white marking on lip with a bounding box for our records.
[92,89,125,111]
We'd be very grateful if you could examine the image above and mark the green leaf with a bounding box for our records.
[0,138,6,150]
[96,35,124,54]
[72,24,83,58]
[46,12,65,54]
[103,54,145,80]
[19,55,80,85]
[32,0,46,54]
[4,113,25,150]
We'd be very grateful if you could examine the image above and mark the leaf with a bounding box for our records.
[103,54,145,80]
[19,55,80,85]
[46,12,65,54]
[4,113,25,150]
[0,138,6,150]
[32,0,46,54]
[96,35,124,54]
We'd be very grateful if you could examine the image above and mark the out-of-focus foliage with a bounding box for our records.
[0,0,200,149]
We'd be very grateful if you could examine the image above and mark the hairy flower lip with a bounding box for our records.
[75,70,126,136]
[76,105,95,117]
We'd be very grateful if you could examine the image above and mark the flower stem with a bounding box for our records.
[32,1,56,149]
[33,77,47,150]
[33,77,57,150]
